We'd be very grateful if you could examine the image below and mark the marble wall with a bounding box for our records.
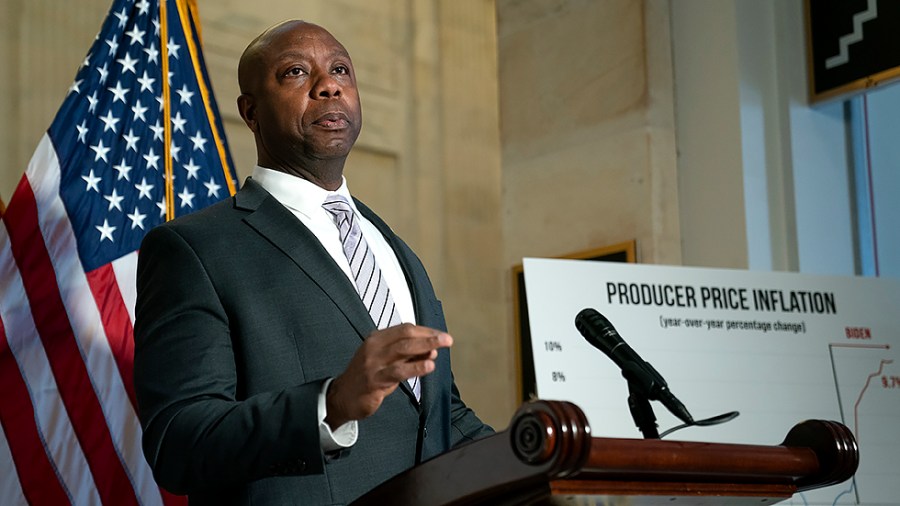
[498,0,680,267]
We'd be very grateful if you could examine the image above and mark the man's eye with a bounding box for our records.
[333,65,349,75]
[285,67,305,77]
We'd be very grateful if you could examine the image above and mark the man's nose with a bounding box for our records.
[311,74,341,99]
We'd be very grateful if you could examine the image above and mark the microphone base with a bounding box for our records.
[627,380,659,439]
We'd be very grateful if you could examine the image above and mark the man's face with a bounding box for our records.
[243,22,362,167]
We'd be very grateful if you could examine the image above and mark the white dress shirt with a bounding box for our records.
[252,166,418,451]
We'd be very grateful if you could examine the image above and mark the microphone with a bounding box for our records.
[575,308,694,424]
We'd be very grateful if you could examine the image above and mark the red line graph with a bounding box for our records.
[826,341,898,503]
[853,358,894,442]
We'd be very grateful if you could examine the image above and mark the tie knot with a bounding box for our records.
[322,194,353,219]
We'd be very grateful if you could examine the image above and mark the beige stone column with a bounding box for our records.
[0,0,22,201]
[433,1,511,427]
[0,0,111,200]
[496,0,681,409]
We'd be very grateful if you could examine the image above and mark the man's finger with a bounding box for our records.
[375,324,453,345]
[368,327,452,358]
[397,331,451,355]
[380,358,437,383]
[405,349,439,363]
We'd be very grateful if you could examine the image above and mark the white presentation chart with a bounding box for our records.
[523,258,900,506]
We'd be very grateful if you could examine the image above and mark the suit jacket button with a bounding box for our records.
[298,460,306,471]
[423,427,428,438]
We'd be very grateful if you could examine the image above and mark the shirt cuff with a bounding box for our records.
[318,378,358,452]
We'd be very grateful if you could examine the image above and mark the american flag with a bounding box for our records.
[0,0,236,504]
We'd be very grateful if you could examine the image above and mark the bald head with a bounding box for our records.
[238,20,347,95]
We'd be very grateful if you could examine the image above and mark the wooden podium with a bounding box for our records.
[353,400,858,505]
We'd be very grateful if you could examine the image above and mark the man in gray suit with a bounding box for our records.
[133,20,492,505]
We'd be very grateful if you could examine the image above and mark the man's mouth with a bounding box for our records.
[313,112,349,129]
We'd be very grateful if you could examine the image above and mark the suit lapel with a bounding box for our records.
[235,179,376,340]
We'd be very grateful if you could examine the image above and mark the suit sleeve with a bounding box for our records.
[448,375,495,446]
[133,225,325,495]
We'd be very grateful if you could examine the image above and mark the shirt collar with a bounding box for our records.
[252,165,357,218]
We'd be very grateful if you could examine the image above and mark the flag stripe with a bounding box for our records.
[0,318,70,505]
[0,220,100,505]
[0,420,30,506]
[86,263,138,405]
[112,251,139,324]
[4,176,140,506]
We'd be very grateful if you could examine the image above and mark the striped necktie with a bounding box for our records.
[323,195,419,399]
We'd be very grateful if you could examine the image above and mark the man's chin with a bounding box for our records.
[315,138,357,158]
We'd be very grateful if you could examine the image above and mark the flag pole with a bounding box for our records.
[175,0,236,196]
[160,0,175,221]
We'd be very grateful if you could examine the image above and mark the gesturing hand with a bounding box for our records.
[324,323,452,429]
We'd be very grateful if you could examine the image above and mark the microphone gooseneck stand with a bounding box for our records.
[627,380,659,439]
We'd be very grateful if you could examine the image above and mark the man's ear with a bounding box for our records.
[237,94,258,132]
